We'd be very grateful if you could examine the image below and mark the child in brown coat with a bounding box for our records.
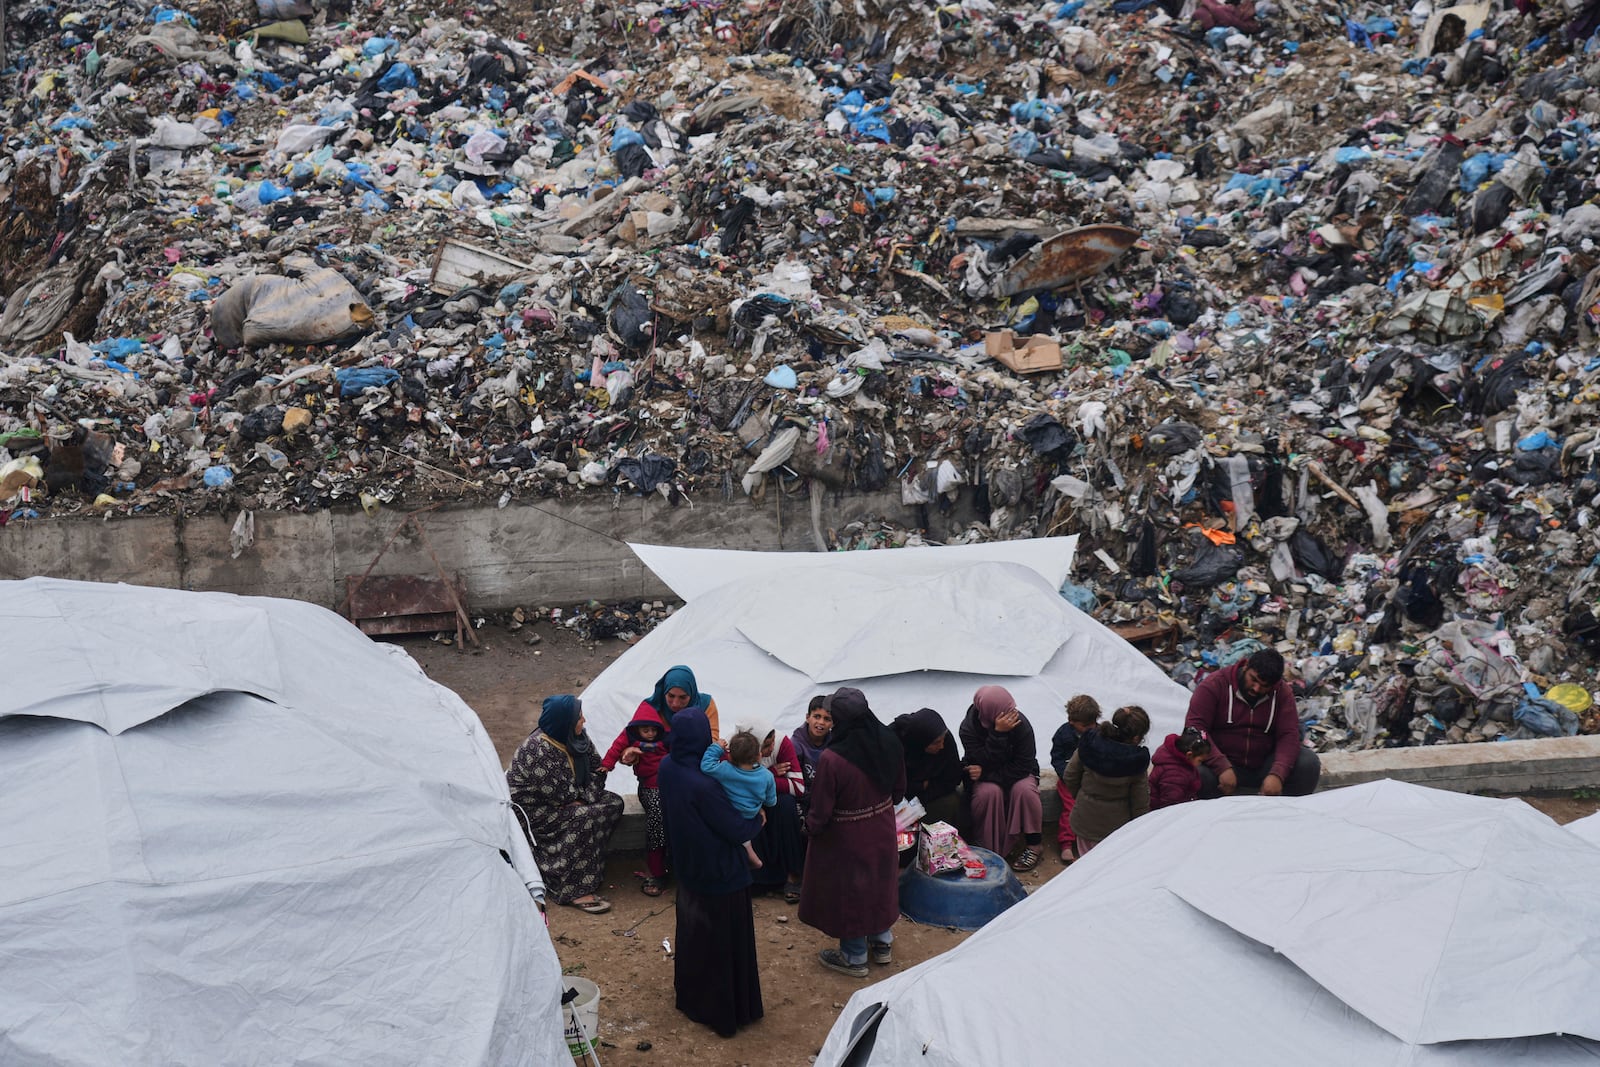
[1062,705,1151,857]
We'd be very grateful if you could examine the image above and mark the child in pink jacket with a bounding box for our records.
[599,704,671,895]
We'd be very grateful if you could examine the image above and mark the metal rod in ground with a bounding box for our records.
[567,1001,602,1067]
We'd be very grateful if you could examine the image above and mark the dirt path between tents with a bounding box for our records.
[402,622,1600,1067]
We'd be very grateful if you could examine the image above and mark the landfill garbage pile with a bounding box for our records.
[5,0,1600,750]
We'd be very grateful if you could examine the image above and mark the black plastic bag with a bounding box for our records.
[1144,421,1201,455]
[615,143,652,179]
[607,284,653,351]
[616,453,677,492]
[1291,529,1342,578]
[1129,517,1158,577]
[1471,182,1515,234]
[1016,413,1077,459]
[855,429,889,491]
[241,406,286,441]
[1171,542,1244,588]
[1394,562,1444,628]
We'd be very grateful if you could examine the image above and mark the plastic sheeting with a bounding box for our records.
[819,782,1600,1066]
[0,578,568,1067]
[582,543,1186,793]
[630,536,1080,602]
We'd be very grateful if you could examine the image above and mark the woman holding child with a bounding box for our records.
[657,707,765,1038]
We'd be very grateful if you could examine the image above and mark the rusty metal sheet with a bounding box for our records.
[345,573,467,636]
[996,225,1141,297]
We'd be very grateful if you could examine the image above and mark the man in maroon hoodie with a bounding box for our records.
[1184,649,1320,799]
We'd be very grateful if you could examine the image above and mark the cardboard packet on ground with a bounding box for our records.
[917,820,965,875]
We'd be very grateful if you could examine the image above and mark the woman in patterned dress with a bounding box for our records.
[506,695,624,914]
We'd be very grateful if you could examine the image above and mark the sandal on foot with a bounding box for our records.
[782,882,802,904]
[641,877,664,897]
[567,896,611,914]
[1011,848,1041,872]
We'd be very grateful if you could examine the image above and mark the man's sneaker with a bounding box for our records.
[869,944,893,966]
[819,948,868,978]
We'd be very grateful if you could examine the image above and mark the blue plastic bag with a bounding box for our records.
[377,63,417,92]
[1057,580,1099,614]
[1514,697,1579,737]
[93,337,144,359]
[203,466,234,488]
[610,127,645,150]
[336,367,399,396]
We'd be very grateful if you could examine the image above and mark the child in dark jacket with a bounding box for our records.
[1049,695,1101,865]
[1149,727,1212,810]
[1062,705,1151,858]
[599,704,671,894]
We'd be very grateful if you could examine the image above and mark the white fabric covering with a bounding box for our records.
[0,578,568,1066]
[583,541,1190,793]
[819,781,1600,1066]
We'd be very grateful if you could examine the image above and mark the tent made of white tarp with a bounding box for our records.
[581,540,1191,794]
[1566,809,1600,846]
[0,578,568,1066]
[818,780,1600,1067]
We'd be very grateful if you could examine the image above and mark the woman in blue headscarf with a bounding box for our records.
[506,695,624,914]
[639,665,720,739]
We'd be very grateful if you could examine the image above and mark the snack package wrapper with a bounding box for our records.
[961,846,986,879]
[917,820,965,875]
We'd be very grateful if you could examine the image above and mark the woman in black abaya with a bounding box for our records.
[657,706,766,1037]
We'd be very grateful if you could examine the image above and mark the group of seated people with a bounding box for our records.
[503,648,1321,1037]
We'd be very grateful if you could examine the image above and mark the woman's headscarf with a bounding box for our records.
[733,714,777,768]
[665,707,714,769]
[892,707,961,803]
[972,685,1016,731]
[539,694,594,787]
[892,708,947,751]
[647,665,710,722]
[825,687,903,794]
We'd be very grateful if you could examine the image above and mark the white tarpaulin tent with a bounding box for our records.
[1566,809,1600,847]
[818,781,1600,1066]
[582,540,1190,794]
[0,578,568,1066]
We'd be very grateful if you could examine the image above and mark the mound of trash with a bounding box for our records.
[4,0,1600,749]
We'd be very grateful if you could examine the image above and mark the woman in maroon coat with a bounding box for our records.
[798,687,905,979]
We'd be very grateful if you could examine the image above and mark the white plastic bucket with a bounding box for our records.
[563,978,601,1064]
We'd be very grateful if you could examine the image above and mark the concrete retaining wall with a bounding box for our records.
[0,488,978,609]
[1318,735,1600,794]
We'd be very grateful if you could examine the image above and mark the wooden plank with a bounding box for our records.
[345,573,469,636]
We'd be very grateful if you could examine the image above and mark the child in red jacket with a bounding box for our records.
[1149,727,1212,810]
[599,705,671,895]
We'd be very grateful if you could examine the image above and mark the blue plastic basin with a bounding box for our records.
[897,846,1028,931]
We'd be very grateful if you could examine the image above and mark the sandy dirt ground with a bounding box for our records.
[402,620,1600,1067]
